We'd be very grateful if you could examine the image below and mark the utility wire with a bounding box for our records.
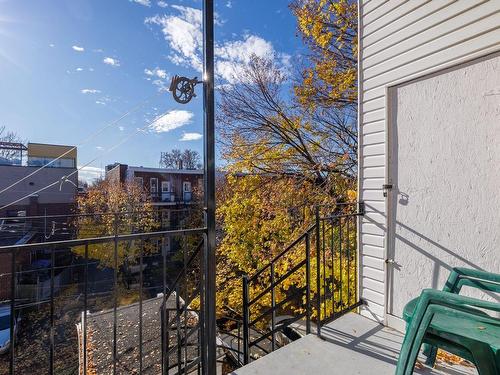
[0,109,168,211]
[0,91,162,197]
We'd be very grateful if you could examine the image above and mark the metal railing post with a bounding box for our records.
[83,243,88,375]
[139,239,144,374]
[9,248,16,375]
[315,206,321,336]
[113,212,118,375]
[202,0,217,373]
[49,245,55,375]
[305,233,311,334]
[200,233,207,375]
[162,236,169,375]
[242,275,250,364]
[270,263,276,351]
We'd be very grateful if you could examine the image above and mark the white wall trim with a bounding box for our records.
[356,0,364,310]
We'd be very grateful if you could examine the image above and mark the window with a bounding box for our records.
[161,181,170,192]
[28,156,75,168]
[183,181,191,192]
[134,177,143,186]
[150,178,158,193]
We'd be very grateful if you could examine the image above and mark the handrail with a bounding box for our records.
[163,240,204,304]
[248,202,363,284]
[0,226,207,252]
[241,202,364,365]
[248,259,307,306]
[248,225,315,283]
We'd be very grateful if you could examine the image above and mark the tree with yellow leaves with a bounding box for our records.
[73,179,159,268]
[291,0,358,109]
[215,0,358,322]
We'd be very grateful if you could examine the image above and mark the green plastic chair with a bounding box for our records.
[396,289,500,375]
[402,267,500,366]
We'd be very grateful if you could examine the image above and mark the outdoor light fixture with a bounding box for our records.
[169,75,203,104]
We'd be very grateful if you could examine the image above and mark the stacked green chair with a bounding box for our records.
[397,268,500,374]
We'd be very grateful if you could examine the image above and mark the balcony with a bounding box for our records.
[149,192,194,204]
[232,313,476,375]
[161,191,175,203]
[0,203,495,375]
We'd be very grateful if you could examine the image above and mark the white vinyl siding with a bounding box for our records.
[358,0,500,323]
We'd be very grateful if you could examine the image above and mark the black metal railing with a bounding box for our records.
[0,202,363,373]
[0,211,208,375]
[241,202,364,364]
[315,202,365,333]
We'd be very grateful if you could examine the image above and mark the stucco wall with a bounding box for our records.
[387,53,500,318]
[358,0,500,323]
[0,165,77,206]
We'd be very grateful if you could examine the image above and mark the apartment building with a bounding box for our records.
[105,163,204,255]
[0,142,78,217]
[105,163,203,206]
[0,142,78,300]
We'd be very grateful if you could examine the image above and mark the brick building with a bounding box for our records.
[105,163,203,206]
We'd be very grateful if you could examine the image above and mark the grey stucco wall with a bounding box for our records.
[387,53,500,318]
[0,165,77,206]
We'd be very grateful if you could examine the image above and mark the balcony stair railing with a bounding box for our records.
[240,202,365,365]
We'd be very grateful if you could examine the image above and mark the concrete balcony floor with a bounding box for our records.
[232,313,477,375]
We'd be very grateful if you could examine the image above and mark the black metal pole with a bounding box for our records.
[305,233,311,334]
[113,213,118,375]
[49,245,55,375]
[9,248,16,375]
[315,207,321,336]
[202,0,216,373]
[270,263,276,352]
[242,275,249,365]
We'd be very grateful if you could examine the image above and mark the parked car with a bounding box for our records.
[0,305,19,355]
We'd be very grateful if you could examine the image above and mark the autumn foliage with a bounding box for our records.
[216,0,358,320]
[73,180,159,268]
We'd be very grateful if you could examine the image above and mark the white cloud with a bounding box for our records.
[118,126,125,131]
[96,146,104,150]
[215,34,277,83]
[81,89,101,94]
[150,110,193,133]
[103,57,120,67]
[130,0,151,6]
[78,166,104,183]
[95,100,106,105]
[146,7,285,83]
[76,67,84,71]
[144,67,168,79]
[179,132,202,141]
[146,7,203,71]
[226,1,232,8]
[72,45,84,52]
[49,43,55,48]
[157,1,168,7]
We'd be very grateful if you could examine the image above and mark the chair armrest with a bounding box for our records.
[444,267,500,294]
[420,289,500,314]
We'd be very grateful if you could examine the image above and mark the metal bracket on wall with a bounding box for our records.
[382,184,393,197]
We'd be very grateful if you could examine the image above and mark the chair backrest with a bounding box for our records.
[444,267,500,294]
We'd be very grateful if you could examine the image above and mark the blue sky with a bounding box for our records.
[0,0,302,182]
